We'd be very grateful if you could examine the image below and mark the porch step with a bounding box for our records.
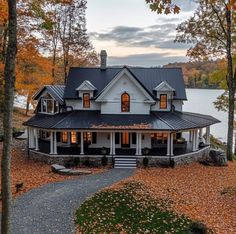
[114,157,137,169]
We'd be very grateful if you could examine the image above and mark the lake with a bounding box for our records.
[184,88,229,142]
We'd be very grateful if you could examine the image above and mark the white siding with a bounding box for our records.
[65,99,100,110]
[100,74,151,115]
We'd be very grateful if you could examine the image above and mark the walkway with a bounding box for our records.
[9,169,133,234]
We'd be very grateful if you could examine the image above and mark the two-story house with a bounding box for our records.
[24,50,220,168]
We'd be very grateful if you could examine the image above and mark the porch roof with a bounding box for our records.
[24,110,220,131]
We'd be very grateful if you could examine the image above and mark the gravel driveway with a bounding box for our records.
[9,169,133,234]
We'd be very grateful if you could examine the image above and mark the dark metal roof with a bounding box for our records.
[64,67,187,100]
[24,110,220,131]
[33,85,65,105]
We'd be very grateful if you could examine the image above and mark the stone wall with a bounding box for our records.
[29,146,210,167]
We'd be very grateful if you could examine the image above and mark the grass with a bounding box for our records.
[76,182,204,234]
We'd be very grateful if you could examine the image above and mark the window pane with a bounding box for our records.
[160,94,167,109]
[62,132,68,143]
[42,99,47,112]
[47,99,54,113]
[71,132,77,144]
[121,93,130,112]
[83,93,90,108]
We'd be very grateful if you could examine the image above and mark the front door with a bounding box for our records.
[122,132,130,148]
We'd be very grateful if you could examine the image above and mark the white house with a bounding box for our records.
[24,50,220,168]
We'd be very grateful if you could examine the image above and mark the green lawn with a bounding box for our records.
[76,182,207,233]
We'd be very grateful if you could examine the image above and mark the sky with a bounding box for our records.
[86,0,198,67]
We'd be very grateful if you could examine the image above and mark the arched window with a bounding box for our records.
[121,92,130,112]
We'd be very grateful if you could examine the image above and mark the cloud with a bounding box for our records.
[108,53,188,67]
[90,23,190,50]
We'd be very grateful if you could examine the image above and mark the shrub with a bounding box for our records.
[101,155,108,167]
[143,157,149,167]
[189,221,208,234]
[73,157,80,167]
[83,158,91,167]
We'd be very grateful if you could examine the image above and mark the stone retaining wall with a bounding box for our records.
[29,146,210,167]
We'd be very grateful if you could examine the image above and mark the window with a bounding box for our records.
[92,132,97,144]
[160,94,167,109]
[83,93,90,108]
[132,133,136,144]
[71,132,77,144]
[84,132,92,144]
[121,92,130,112]
[115,133,120,144]
[151,133,168,144]
[41,98,59,114]
[62,132,68,143]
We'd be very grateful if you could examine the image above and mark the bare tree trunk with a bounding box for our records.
[225,5,235,160]
[1,0,17,233]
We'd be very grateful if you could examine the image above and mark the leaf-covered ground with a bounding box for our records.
[76,181,199,234]
[120,163,236,234]
[0,140,105,199]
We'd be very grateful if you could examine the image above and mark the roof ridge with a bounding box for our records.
[172,111,199,128]
[52,112,73,128]
[152,112,175,130]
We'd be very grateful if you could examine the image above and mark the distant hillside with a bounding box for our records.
[163,60,225,89]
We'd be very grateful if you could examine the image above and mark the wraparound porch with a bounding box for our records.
[27,127,211,157]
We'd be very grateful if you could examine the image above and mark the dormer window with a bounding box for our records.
[83,93,90,108]
[41,97,59,114]
[160,94,167,109]
[121,92,130,112]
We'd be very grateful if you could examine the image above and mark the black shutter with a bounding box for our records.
[132,133,136,144]
[115,133,120,144]
[92,132,97,144]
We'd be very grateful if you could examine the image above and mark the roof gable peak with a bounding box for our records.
[154,81,175,92]
[76,80,97,91]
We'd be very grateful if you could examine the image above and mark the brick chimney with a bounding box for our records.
[100,50,107,70]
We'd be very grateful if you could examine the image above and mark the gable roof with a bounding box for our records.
[33,85,65,105]
[154,80,175,92]
[64,67,187,100]
[96,67,155,102]
[76,80,97,91]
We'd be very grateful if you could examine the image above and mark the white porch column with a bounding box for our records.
[34,129,39,151]
[206,126,210,145]
[139,133,142,155]
[29,127,35,149]
[170,133,174,156]
[50,131,54,154]
[195,129,199,150]
[110,132,113,155]
[192,129,198,151]
[135,132,139,155]
[112,132,116,155]
[167,133,171,156]
[28,127,32,148]
[80,131,84,155]
[199,128,203,138]
[54,132,57,155]
[189,130,192,142]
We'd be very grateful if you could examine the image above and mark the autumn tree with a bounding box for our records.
[146,0,236,159]
[1,0,17,232]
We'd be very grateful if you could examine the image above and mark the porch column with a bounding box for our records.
[206,126,210,145]
[110,132,113,155]
[170,133,174,156]
[50,131,54,154]
[28,127,32,148]
[135,132,139,155]
[34,129,39,151]
[54,132,57,155]
[199,128,203,138]
[167,133,171,156]
[112,132,116,155]
[139,133,142,155]
[80,131,84,155]
[195,129,199,150]
[29,127,35,149]
[192,129,198,151]
[189,130,192,142]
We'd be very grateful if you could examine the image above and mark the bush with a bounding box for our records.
[83,158,91,167]
[143,157,149,167]
[101,155,108,167]
[73,157,80,167]
[189,221,208,234]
